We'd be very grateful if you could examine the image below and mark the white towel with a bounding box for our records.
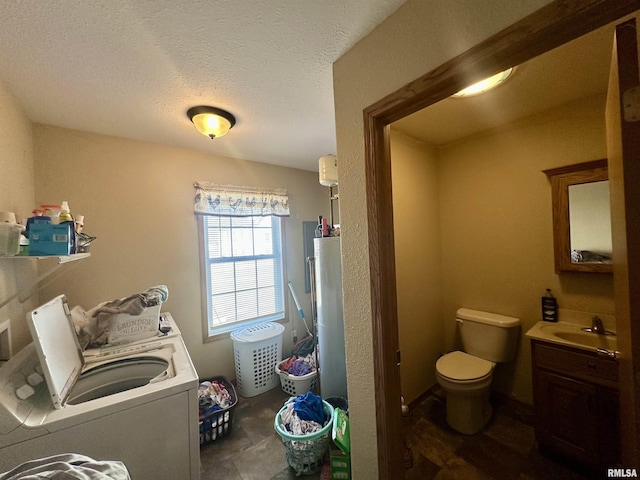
[0,453,131,480]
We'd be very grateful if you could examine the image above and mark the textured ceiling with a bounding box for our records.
[392,19,616,146]
[0,0,407,172]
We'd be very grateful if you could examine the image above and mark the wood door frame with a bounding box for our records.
[608,17,640,468]
[363,1,640,477]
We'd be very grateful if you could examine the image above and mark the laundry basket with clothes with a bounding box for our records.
[198,377,238,444]
[274,392,334,476]
[276,354,317,396]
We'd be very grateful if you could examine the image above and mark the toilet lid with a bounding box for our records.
[436,351,494,381]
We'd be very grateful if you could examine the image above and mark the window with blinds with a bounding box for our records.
[202,215,285,337]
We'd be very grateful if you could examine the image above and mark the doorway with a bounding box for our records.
[363,2,640,477]
[390,19,617,410]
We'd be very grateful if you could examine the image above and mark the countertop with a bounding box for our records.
[525,320,618,354]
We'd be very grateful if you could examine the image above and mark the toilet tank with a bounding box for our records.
[457,308,520,362]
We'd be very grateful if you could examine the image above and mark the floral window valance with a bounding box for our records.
[194,182,290,217]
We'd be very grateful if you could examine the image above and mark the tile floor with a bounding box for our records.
[199,386,598,480]
[404,392,600,480]
[199,386,321,480]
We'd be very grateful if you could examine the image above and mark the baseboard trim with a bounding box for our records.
[407,384,442,410]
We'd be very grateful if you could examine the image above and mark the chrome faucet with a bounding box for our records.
[591,316,605,334]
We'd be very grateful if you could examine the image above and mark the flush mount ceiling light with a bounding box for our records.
[452,68,515,98]
[187,106,236,139]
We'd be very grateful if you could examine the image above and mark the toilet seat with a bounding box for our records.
[436,351,494,382]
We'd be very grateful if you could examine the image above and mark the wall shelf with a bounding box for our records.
[0,253,90,309]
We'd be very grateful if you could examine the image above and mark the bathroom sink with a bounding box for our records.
[551,330,617,350]
[526,321,618,354]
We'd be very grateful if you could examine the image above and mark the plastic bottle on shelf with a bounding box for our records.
[59,201,73,223]
[41,204,62,224]
[58,201,76,254]
[74,215,84,233]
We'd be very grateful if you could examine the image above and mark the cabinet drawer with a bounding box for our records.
[533,341,618,385]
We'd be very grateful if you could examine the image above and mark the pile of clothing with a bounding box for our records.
[278,353,316,377]
[279,391,328,435]
[71,285,169,349]
[198,379,232,417]
[0,454,130,480]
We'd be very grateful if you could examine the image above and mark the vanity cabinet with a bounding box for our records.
[531,340,620,470]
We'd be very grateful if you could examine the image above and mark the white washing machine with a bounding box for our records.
[0,295,200,479]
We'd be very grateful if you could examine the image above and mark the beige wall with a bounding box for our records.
[438,94,613,403]
[333,0,553,477]
[390,94,614,408]
[0,79,38,355]
[32,125,330,381]
[391,131,443,404]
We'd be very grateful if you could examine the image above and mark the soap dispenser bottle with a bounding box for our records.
[541,289,558,322]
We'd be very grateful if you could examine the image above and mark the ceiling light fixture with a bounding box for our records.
[452,68,515,98]
[187,106,236,139]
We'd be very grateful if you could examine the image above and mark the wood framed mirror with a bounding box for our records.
[544,159,612,273]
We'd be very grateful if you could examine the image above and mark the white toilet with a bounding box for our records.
[435,308,520,434]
